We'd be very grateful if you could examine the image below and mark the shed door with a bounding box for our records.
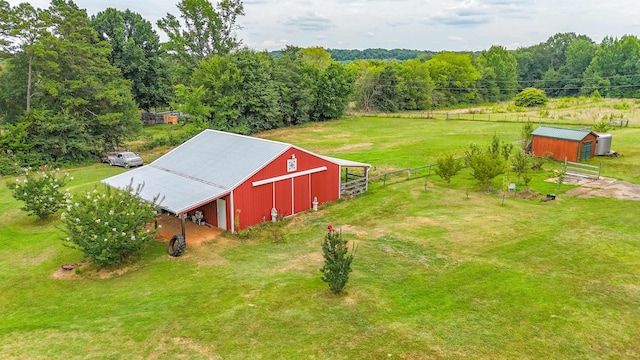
[581,141,592,161]
[216,199,227,230]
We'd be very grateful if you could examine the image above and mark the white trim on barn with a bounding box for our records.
[251,166,327,187]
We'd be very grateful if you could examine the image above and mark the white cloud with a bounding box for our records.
[6,0,640,51]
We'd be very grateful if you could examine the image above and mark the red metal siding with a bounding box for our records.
[294,174,311,214]
[232,147,340,230]
[200,201,217,226]
[274,179,293,217]
[532,136,580,162]
[532,133,598,162]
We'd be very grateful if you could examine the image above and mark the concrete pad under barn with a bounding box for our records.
[155,213,222,246]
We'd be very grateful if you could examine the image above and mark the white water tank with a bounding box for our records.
[595,133,612,156]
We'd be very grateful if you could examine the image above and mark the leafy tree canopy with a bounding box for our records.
[91,8,172,111]
[157,0,244,69]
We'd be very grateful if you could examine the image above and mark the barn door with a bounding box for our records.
[216,199,227,230]
[581,141,592,161]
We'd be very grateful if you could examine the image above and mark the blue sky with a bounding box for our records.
[8,0,640,51]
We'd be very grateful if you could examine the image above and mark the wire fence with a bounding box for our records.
[369,157,466,186]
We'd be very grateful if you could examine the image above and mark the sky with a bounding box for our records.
[7,0,640,52]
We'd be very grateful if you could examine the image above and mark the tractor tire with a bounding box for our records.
[168,234,186,257]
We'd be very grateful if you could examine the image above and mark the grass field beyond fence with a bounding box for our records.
[1,117,639,359]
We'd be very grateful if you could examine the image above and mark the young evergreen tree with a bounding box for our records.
[320,225,356,295]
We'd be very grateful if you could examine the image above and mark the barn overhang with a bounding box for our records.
[319,155,371,197]
[101,165,229,216]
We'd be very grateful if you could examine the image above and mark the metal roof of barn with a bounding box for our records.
[101,165,228,214]
[531,126,595,142]
[102,129,369,215]
[319,155,370,168]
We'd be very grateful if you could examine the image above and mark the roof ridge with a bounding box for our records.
[149,164,228,190]
[203,129,291,147]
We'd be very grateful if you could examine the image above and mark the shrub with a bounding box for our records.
[8,167,71,219]
[510,149,532,183]
[61,183,160,267]
[514,88,548,107]
[320,225,356,294]
[592,120,610,133]
[612,101,630,110]
[465,138,506,190]
[435,154,462,185]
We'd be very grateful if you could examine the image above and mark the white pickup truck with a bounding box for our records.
[107,151,143,168]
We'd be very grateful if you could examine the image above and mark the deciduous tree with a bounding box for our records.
[62,183,160,267]
[435,154,462,185]
[157,0,244,68]
[91,8,172,111]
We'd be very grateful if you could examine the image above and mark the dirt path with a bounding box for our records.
[156,213,222,246]
[563,176,640,201]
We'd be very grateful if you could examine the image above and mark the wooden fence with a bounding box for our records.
[341,177,368,196]
[564,159,601,179]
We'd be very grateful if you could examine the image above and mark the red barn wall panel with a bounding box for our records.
[200,201,218,227]
[232,147,340,230]
[274,179,293,217]
[294,174,311,214]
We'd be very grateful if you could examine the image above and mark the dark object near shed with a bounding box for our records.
[168,234,186,257]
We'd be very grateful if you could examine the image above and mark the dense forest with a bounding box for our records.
[1,0,640,171]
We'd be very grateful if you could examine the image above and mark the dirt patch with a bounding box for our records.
[402,216,442,229]
[561,176,640,201]
[273,252,324,273]
[52,262,141,280]
[156,213,222,246]
[330,142,373,152]
[93,266,138,279]
[340,224,367,236]
[52,265,83,280]
[180,248,228,267]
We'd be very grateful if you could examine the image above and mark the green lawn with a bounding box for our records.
[1,117,639,359]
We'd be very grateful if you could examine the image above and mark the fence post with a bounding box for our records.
[383,173,387,186]
[408,170,411,179]
[598,161,601,179]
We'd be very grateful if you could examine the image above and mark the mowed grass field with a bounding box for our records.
[1,117,639,359]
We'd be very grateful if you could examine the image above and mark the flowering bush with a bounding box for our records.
[7,167,71,219]
[320,224,357,294]
[61,183,161,267]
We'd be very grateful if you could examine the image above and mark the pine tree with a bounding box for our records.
[320,225,356,294]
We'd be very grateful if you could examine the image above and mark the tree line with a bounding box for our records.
[1,0,639,171]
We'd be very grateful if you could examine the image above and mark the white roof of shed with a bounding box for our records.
[102,129,370,214]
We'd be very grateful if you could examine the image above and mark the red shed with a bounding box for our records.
[102,130,370,234]
[531,126,598,162]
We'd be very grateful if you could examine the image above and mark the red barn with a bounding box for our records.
[531,126,598,162]
[102,130,370,233]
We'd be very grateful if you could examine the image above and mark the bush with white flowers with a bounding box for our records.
[61,183,160,267]
[8,167,71,220]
